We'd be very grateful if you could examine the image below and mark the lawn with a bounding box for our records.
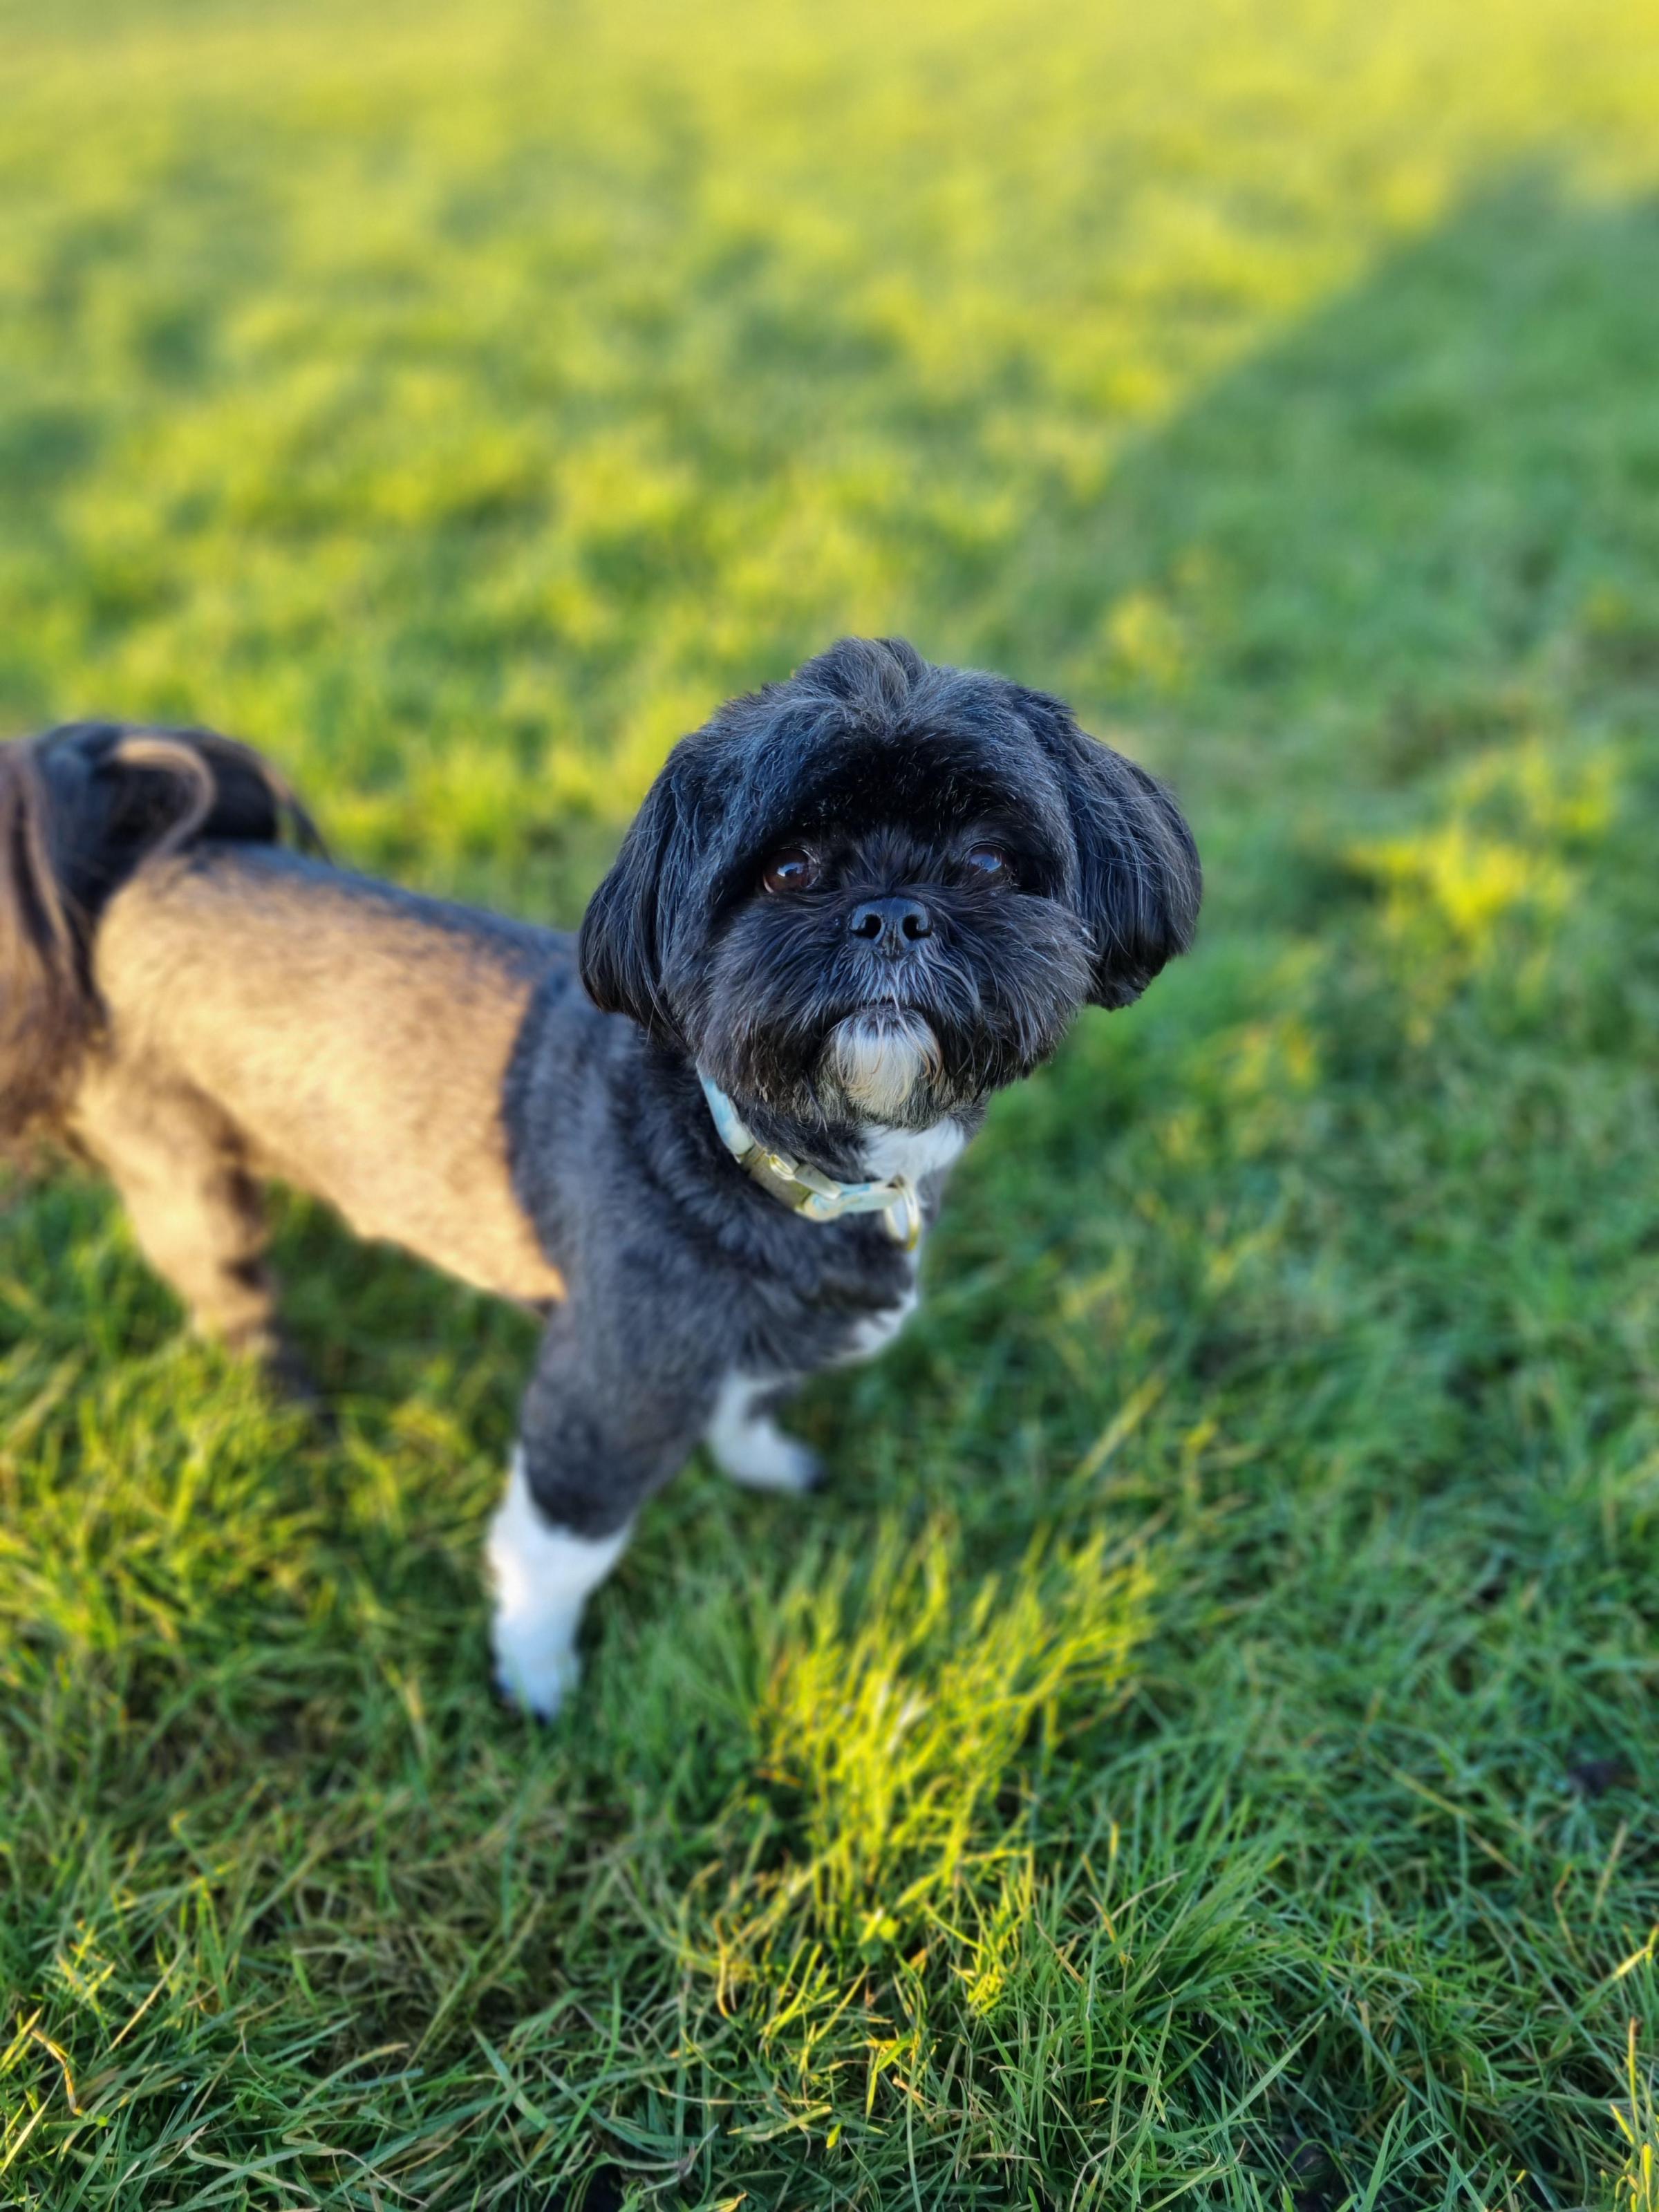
[2,0,1658,2203]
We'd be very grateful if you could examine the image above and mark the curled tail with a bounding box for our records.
[0,720,323,1141]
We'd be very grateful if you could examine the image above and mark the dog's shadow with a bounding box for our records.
[270,1187,538,1441]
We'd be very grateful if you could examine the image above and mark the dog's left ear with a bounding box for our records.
[579,762,695,1040]
[1020,688,1202,1009]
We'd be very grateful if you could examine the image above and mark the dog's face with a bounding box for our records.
[580,638,1201,1131]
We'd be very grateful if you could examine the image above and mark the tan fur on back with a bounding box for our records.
[89,856,565,1303]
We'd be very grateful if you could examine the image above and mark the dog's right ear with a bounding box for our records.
[578,764,692,1040]
[1015,688,1201,1009]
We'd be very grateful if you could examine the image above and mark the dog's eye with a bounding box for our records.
[761,848,818,894]
[964,843,1013,880]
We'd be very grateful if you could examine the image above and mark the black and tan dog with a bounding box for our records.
[0,637,1200,1714]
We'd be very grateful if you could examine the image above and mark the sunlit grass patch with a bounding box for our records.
[1356,816,1571,948]
[704,1522,1149,1967]
[1349,738,1615,966]
[1609,2018,1659,2212]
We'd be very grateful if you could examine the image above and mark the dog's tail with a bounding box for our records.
[0,721,324,1141]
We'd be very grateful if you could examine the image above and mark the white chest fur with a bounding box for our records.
[838,1118,962,1358]
[859,1118,968,1186]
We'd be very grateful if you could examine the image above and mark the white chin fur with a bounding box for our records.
[830,1012,939,1121]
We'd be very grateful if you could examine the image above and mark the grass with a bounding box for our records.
[3,0,1659,2202]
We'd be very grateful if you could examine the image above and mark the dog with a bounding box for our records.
[0,636,1200,1716]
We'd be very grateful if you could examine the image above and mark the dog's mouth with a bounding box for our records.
[825,1009,941,1121]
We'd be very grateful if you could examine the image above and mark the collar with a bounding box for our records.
[699,1072,923,1250]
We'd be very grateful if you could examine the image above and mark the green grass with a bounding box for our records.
[3,0,1659,2202]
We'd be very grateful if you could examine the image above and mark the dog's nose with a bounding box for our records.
[848,895,932,951]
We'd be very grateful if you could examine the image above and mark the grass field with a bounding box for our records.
[3,0,1659,2203]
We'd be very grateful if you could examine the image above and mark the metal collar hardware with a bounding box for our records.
[699,1073,922,1250]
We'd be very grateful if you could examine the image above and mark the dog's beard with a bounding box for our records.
[683,885,1094,1134]
[825,1010,941,1122]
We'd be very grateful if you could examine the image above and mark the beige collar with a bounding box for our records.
[700,1073,922,1250]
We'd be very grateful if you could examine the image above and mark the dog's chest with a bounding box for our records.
[838,1121,963,1351]
[859,1119,968,1186]
[789,1132,955,1368]
[822,1121,964,1363]
[838,1262,920,1363]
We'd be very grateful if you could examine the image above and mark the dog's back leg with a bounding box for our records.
[70,1057,288,1371]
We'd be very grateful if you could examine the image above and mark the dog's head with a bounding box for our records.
[579,637,1201,1130]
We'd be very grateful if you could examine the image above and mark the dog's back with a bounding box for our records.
[90,847,568,1298]
[0,723,565,1353]
[0,720,320,1138]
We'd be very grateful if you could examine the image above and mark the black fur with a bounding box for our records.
[580,635,1201,1127]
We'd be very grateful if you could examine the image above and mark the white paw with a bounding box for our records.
[492,1630,581,1721]
[485,1450,630,1721]
[706,1377,822,1493]
[726,1428,823,1494]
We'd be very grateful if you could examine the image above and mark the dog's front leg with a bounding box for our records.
[704,1374,822,1493]
[487,1315,707,1720]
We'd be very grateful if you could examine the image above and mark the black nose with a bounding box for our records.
[848,895,932,951]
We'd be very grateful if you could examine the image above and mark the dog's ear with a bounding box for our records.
[1020,688,1201,1008]
[579,762,694,1039]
